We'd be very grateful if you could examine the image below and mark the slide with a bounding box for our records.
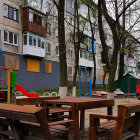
[15,84,39,98]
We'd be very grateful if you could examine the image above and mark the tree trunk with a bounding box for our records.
[103,71,107,90]
[72,0,80,97]
[117,0,126,89]
[57,0,67,99]
[117,53,124,88]
[88,6,96,89]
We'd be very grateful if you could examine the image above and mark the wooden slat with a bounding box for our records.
[119,103,140,114]
[48,120,74,126]
[49,107,71,114]
[16,96,60,105]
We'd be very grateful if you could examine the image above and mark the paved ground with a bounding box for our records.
[80,98,140,140]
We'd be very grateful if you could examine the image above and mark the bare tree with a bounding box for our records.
[52,0,68,99]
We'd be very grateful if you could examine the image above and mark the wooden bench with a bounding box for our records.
[0,103,74,140]
[16,97,72,122]
[89,103,140,140]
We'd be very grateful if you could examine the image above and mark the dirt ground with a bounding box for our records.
[80,98,140,140]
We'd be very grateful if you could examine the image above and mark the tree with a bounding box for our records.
[52,0,68,99]
[88,5,97,89]
[86,0,139,95]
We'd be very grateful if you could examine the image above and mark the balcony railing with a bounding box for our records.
[23,45,45,57]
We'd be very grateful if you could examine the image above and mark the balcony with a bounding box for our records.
[79,50,94,67]
[23,8,46,36]
[23,32,45,57]
[23,45,45,57]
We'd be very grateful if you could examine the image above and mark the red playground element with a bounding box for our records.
[15,84,39,98]
[136,85,140,94]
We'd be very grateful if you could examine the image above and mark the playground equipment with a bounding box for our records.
[0,49,39,103]
[136,85,140,99]
[79,66,92,97]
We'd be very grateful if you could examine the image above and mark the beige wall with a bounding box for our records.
[0,0,22,54]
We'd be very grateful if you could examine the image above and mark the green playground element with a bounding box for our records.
[0,86,8,89]
[11,72,18,87]
[0,72,18,89]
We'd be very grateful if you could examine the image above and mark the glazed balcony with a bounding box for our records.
[23,8,46,36]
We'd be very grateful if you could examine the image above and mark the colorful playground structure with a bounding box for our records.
[0,48,39,103]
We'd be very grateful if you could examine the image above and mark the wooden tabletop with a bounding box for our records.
[42,97,114,110]
[0,103,42,114]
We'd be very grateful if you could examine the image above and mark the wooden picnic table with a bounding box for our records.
[41,97,114,140]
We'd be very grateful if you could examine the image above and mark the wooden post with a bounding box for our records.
[7,68,11,104]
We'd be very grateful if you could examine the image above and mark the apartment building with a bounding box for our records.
[0,0,60,90]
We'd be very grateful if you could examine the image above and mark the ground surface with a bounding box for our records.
[80,98,139,140]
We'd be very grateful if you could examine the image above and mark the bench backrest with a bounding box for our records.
[16,96,60,106]
[0,103,52,139]
[112,103,140,140]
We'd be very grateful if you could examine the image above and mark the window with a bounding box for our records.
[3,4,18,21]
[29,35,32,45]
[27,58,40,72]
[33,37,36,46]
[42,17,46,27]
[5,54,19,70]
[24,33,45,48]
[4,31,18,46]
[46,23,51,34]
[68,50,73,59]
[33,14,37,23]
[41,41,44,48]
[87,69,91,78]
[82,51,86,59]
[3,4,8,17]
[89,53,93,61]
[9,7,13,19]
[4,31,8,42]
[69,33,74,43]
[45,61,52,74]
[68,67,72,76]
[30,10,44,26]
[70,0,74,9]
[56,46,59,55]
[29,11,33,22]
[14,9,18,21]
[38,15,42,25]
[45,43,51,53]
[46,3,51,14]
[80,50,82,58]
[14,34,18,45]
[55,28,58,37]
[24,33,27,45]
[138,62,140,73]
[105,73,109,79]
[98,72,103,79]
[9,32,13,44]
[38,38,41,47]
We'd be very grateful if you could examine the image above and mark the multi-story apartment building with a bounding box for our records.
[0,0,139,91]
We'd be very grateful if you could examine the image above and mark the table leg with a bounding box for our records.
[107,106,113,115]
[71,104,80,140]
[80,110,85,131]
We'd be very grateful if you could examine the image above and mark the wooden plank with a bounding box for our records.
[76,99,114,110]
[119,103,140,114]
[48,120,73,126]
[0,103,42,114]
[16,96,60,105]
